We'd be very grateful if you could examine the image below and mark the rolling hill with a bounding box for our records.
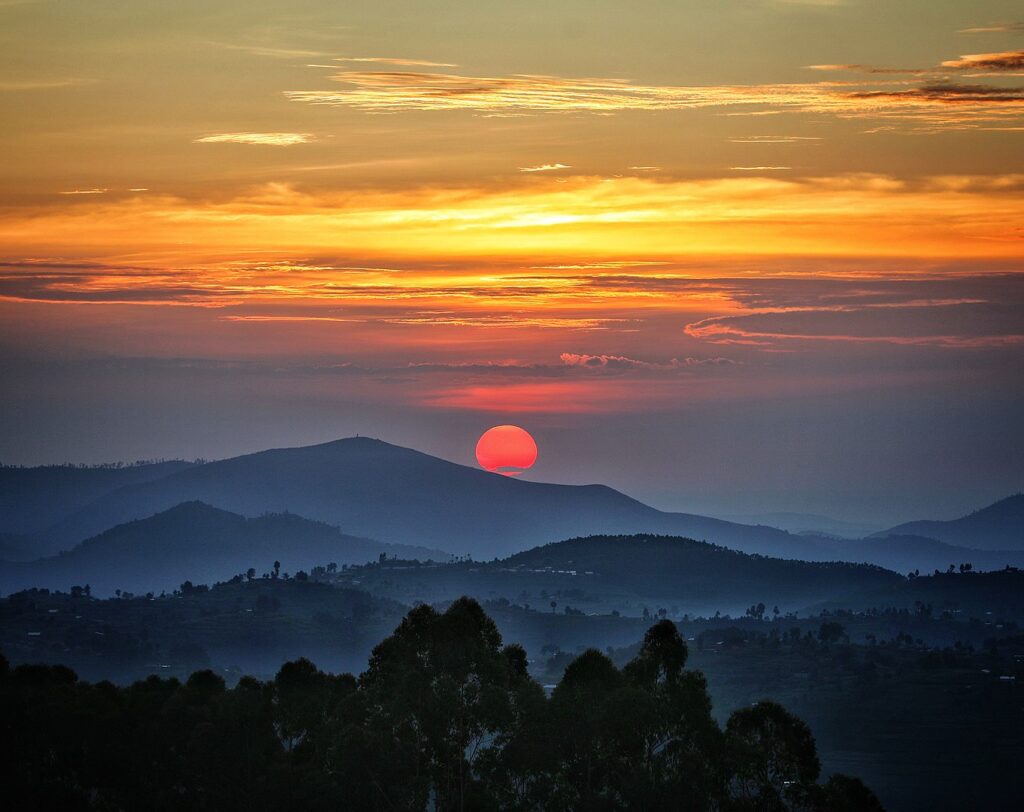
[877,494,1024,551]
[7,438,1023,572]
[0,460,196,542]
[326,533,905,617]
[0,502,449,596]
[0,576,408,681]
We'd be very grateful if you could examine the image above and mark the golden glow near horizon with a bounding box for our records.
[0,0,1021,421]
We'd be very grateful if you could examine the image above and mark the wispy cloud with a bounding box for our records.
[518,163,571,172]
[806,64,927,75]
[208,41,330,59]
[285,69,1024,127]
[958,23,1024,34]
[334,56,458,67]
[730,166,792,171]
[941,51,1024,71]
[195,132,314,146]
[684,275,1024,349]
[728,135,822,143]
[559,352,735,370]
[59,188,108,195]
[4,173,1021,301]
[0,78,87,91]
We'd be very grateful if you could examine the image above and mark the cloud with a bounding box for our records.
[519,163,571,172]
[195,132,314,146]
[683,274,1024,349]
[285,69,1024,127]
[419,380,638,413]
[334,56,458,67]
[958,23,1024,34]
[559,352,736,370]
[728,135,822,143]
[941,51,1024,71]
[208,41,329,59]
[0,78,86,91]
[560,352,652,369]
[730,166,792,171]
[59,188,108,195]
[806,64,927,75]
[845,82,1024,104]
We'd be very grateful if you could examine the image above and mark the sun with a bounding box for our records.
[475,425,538,476]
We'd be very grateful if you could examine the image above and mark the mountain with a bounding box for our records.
[877,495,1024,551]
[719,511,879,540]
[0,461,197,540]
[324,533,904,617]
[34,437,806,558]
[0,502,449,597]
[13,438,1024,573]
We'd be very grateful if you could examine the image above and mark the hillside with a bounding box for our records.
[15,438,1024,573]
[326,534,904,617]
[0,460,196,541]
[0,502,449,597]
[0,577,407,681]
[34,437,806,558]
[878,494,1024,551]
[812,566,1024,618]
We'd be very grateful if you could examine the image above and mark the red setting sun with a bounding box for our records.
[475,425,539,476]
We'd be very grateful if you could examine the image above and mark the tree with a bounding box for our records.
[0,598,880,812]
[272,560,281,579]
[359,597,534,810]
[726,700,821,808]
[818,621,846,645]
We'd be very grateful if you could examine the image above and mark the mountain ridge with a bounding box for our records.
[877,493,1024,551]
[6,437,1023,572]
[0,500,449,596]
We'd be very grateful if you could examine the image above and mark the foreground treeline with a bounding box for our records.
[0,598,882,811]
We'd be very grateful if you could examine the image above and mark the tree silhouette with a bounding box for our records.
[0,599,883,811]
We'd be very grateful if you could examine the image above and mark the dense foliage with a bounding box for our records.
[0,598,882,811]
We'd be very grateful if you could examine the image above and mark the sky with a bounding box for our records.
[1,0,1022,526]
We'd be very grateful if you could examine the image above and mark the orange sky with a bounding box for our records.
[0,0,1021,521]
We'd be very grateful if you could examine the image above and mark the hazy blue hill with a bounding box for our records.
[28,438,1024,572]
[830,533,1024,575]
[328,534,904,616]
[0,501,448,597]
[0,532,37,563]
[0,460,196,538]
[44,438,658,551]
[877,494,1024,551]
[39,437,805,558]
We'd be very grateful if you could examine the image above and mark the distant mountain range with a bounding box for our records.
[875,494,1024,551]
[1,438,1021,574]
[0,502,448,596]
[0,461,197,538]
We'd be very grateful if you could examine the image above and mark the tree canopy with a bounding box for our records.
[0,600,882,811]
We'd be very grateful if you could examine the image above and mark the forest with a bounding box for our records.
[1,597,883,811]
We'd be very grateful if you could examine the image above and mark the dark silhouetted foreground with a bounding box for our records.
[0,598,881,811]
